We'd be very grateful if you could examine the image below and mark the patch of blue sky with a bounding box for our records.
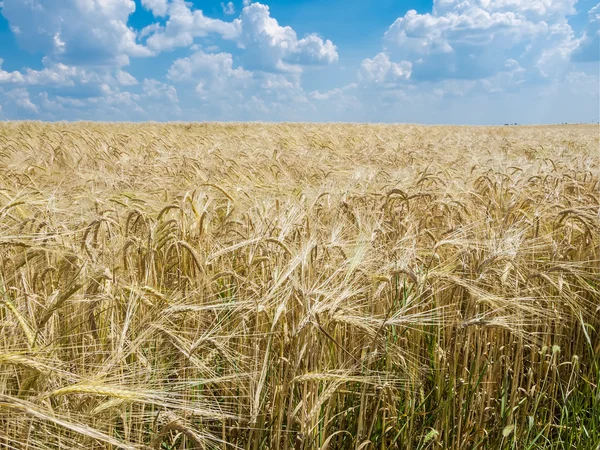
[0,0,597,123]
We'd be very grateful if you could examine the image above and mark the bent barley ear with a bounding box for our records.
[424,428,439,443]
[502,424,515,437]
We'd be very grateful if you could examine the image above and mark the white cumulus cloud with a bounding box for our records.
[168,51,250,82]
[142,0,169,17]
[221,1,235,15]
[0,59,142,91]
[140,1,338,73]
[433,0,577,19]
[572,4,600,62]
[237,3,338,72]
[143,0,240,52]
[6,88,39,114]
[0,59,24,83]
[116,70,138,86]
[379,0,578,82]
[359,53,412,85]
[167,51,251,102]
[1,0,151,67]
[142,79,178,103]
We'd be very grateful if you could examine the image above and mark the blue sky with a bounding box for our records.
[0,0,598,124]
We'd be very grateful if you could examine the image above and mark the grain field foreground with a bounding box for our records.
[0,123,599,449]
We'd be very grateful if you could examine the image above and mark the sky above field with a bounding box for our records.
[0,0,598,124]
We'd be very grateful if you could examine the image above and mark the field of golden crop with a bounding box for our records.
[0,122,599,449]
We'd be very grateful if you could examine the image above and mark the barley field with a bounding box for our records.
[0,122,598,450]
